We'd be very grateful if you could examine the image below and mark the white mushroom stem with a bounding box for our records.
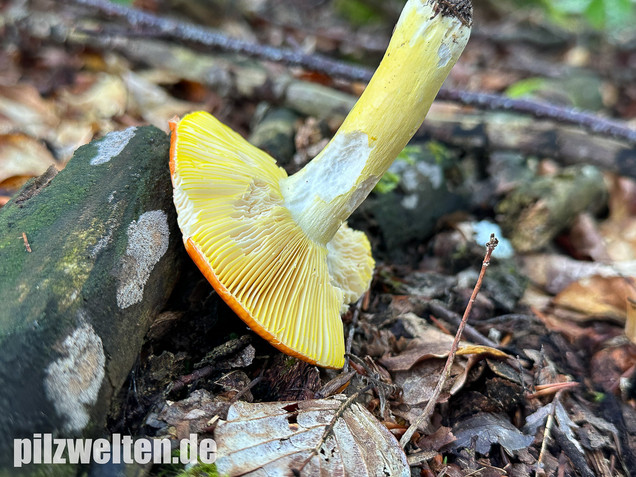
[279,0,472,245]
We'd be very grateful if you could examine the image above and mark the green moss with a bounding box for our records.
[334,0,383,25]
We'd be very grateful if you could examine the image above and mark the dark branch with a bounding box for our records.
[68,0,636,145]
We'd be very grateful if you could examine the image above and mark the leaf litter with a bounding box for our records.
[2,0,636,475]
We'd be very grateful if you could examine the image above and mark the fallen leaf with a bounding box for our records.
[380,313,507,372]
[123,71,198,129]
[417,426,456,452]
[214,396,409,476]
[0,133,57,184]
[62,73,127,120]
[393,360,465,408]
[155,389,231,439]
[553,276,634,322]
[0,84,59,138]
[524,400,583,453]
[450,412,533,455]
[520,253,636,294]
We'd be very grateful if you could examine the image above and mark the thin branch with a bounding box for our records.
[294,383,374,475]
[69,0,372,81]
[399,235,498,448]
[436,88,636,145]
[343,294,364,373]
[68,0,636,145]
[428,300,500,349]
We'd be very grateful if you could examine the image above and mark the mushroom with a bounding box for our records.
[170,0,472,368]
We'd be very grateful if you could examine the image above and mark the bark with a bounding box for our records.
[496,165,607,252]
[0,126,183,473]
[420,103,636,179]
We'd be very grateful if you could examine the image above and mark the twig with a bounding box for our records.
[343,294,364,373]
[537,396,558,476]
[399,234,498,448]
[527,381,579,399]
[21,232,32,253]
[552,426,596,477]
[69,0,372,81]
[294,383,374,475]
[230,376,263,404]
[428,300,500,348]
[435,88,636,145]
[169,335,252,393]
[68,0,636,145]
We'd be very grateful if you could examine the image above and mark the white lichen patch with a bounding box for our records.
[117,210,169,309]
[44,321,106,433]
[90,127,137,165]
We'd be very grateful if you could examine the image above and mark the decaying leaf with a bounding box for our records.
[61,73,127,120]
[0,83,59,138]
[520,254,636,295]
[214,396,409,476]
[379,313,507,372]
[553,276,633,322]
[524,400,583,453]
[450,412,533,455]
[0,133,58,199]
[123,71,197,128]
[626,298,636,344]
[155,389,231,439]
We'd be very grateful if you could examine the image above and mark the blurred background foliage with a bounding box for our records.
[333,0,636,41]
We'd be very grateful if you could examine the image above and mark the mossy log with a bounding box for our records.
[0,126,183,473]
[496,165,607,252]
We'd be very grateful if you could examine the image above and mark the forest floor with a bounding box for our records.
[1,0,636,476]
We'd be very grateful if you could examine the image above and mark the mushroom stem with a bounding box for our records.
[280,0,472,245]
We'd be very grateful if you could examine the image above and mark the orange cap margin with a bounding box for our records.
[170,116,331,368]
[184,238,323,367]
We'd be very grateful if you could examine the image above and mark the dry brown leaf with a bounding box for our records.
[393,360,465,408]
[0,133,57,183]
[553,276,634,322]
[595,174,636,261]
[379,313,507,372]
[590,344,636,393]
[626,298,636,344]
[156,389,231,439]
[123,71,198,129]
[61,73,127,120]
[53,120,95,164]
[214,396,409,476]
[416,425,456,452]
[520,253,636,294]
[567,213,612,261]
[0,84,58,138]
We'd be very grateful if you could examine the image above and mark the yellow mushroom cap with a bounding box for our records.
[170,0,471,369]
[170,112,374,368]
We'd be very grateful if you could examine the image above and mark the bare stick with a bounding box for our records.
[21,232,32,253]
[537,396,558,476]
[436,88,636,145]
[67,0,636,145]
[294,383,373,474]
[399,234,498,448]
[343,294,364,373]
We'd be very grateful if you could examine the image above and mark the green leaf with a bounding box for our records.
[374,170,400,194]
[504,78,547,99]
